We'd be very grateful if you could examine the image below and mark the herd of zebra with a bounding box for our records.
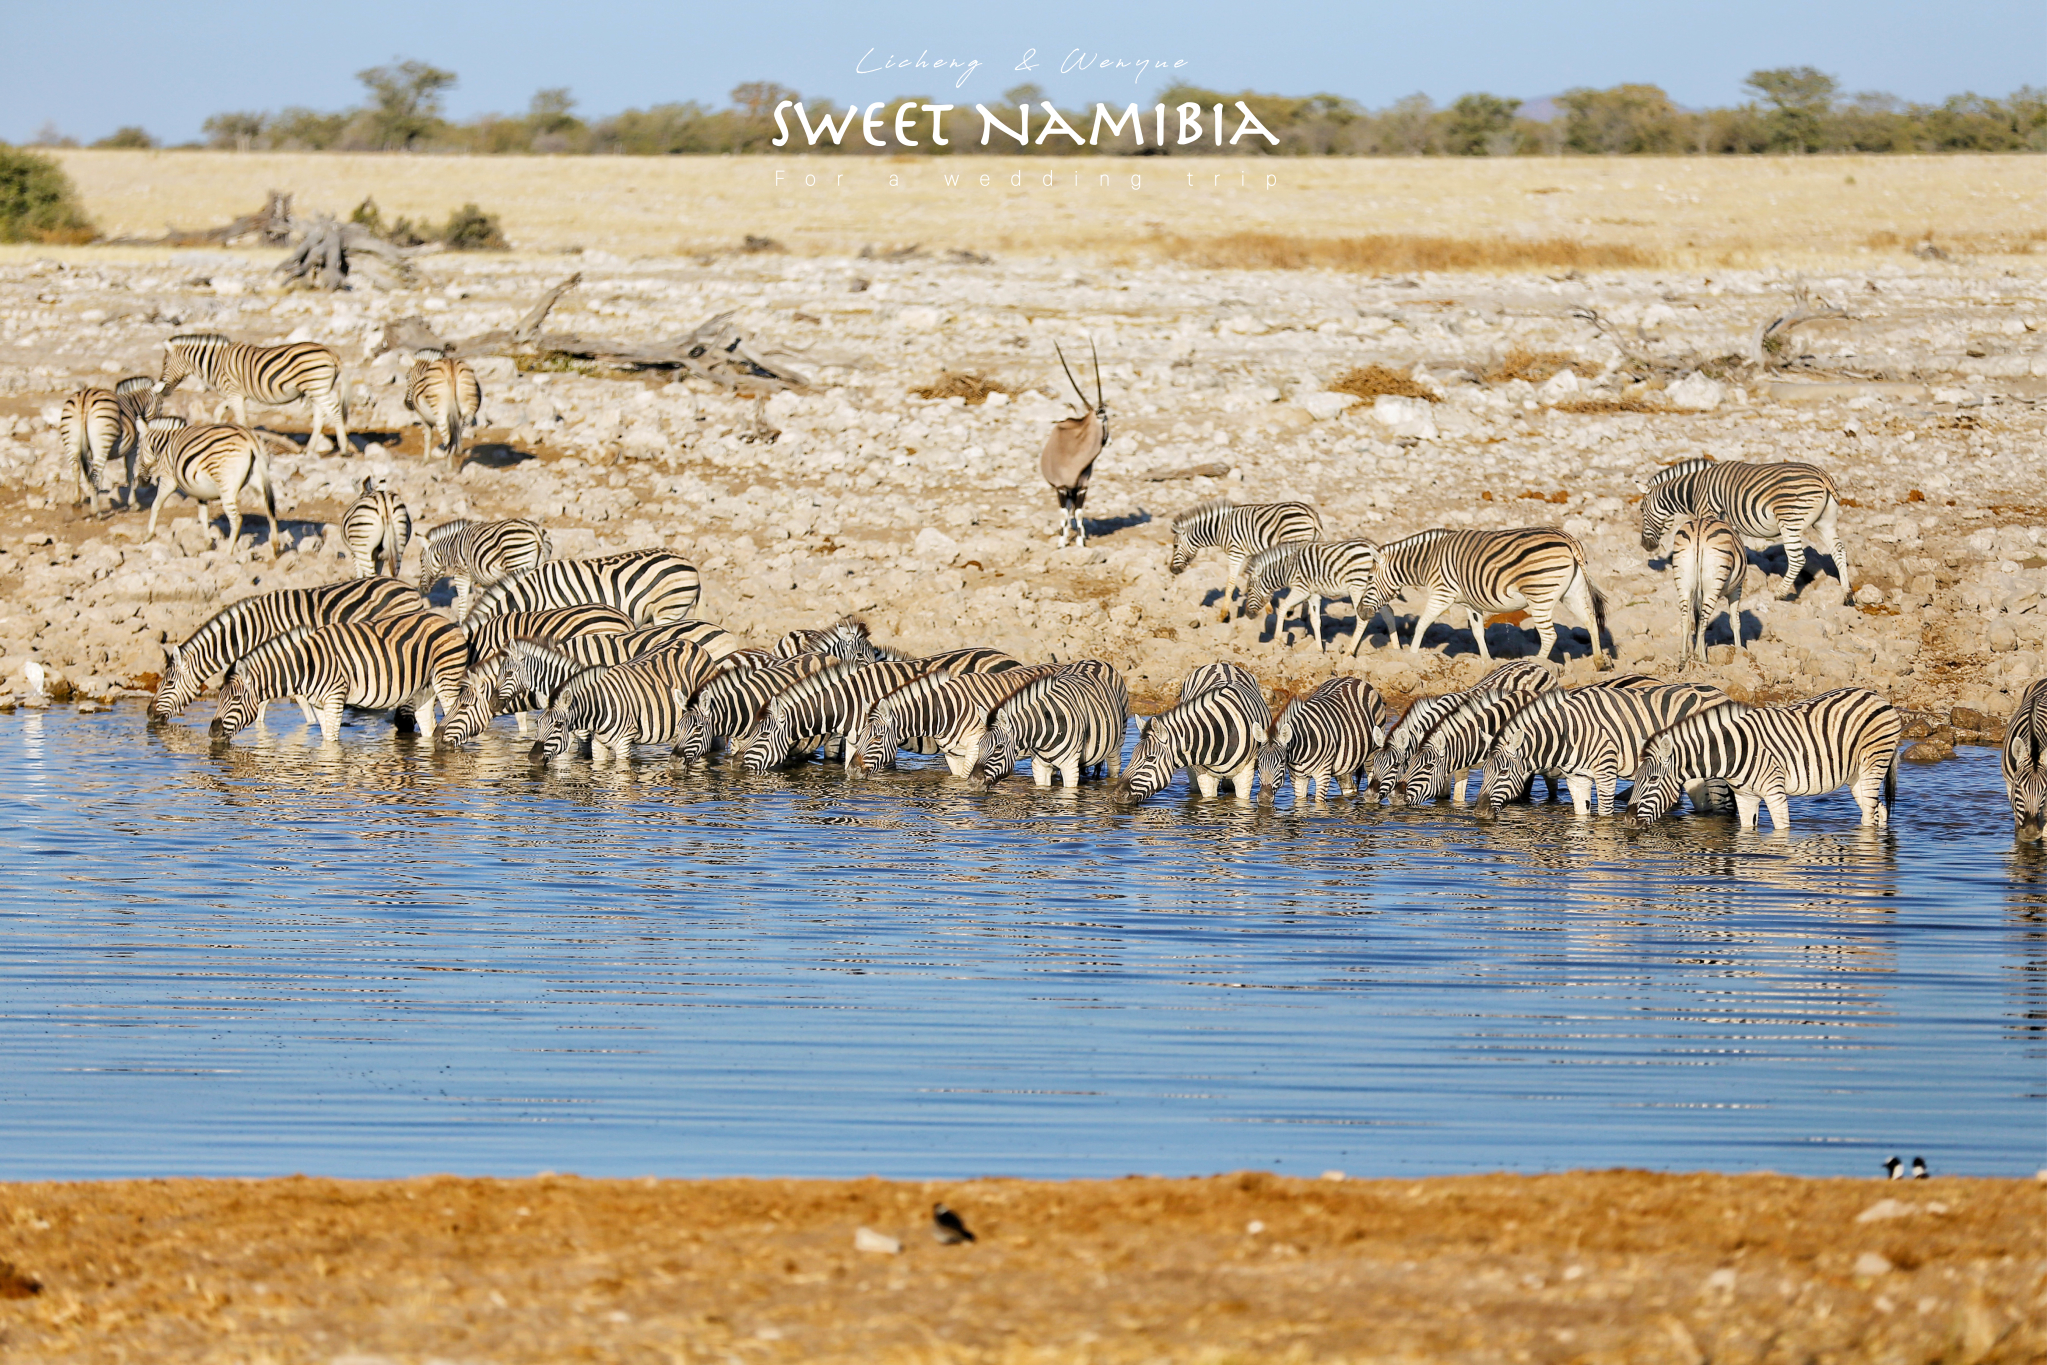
[137,501,2047,837]
[58,332,481,552]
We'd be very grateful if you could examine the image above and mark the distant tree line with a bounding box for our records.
[39,61,2047,155]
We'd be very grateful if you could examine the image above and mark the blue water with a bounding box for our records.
[0,704,2040,1180]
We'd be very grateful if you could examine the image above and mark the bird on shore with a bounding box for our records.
[931,1202,976,1245]
[1039,339,1108,549]
[1912,1156,1928,1179]
[1883,1156,1903,1180]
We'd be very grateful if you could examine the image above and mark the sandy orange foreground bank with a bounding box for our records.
[1,1171,2043,1362]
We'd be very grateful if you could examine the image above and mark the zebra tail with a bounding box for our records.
[253,437,281,556]
[1885,741,1898,816]
[1589,575,1610,657]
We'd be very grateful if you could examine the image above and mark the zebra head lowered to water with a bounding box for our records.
[1632,686,1899,830]
[1476,677,1731,819]
[1258,676,1391,803]
[1040,338,1108,549]
[2002,680,2047,842]
[1117,668,1268,803]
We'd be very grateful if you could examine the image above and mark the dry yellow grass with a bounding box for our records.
[26,150,2047,270]
[1482,344,1595,383]
[1328,363,1439,402]
[908,371,1015,405]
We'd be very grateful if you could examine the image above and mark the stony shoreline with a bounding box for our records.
[0,246,2042,745]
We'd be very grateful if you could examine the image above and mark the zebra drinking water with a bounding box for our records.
[210,613,466,743]
[1478,679,1733,817]
[1369,661,1555,801]
[2001,680,2047,842]
[1632,686,1900,829]
[1118,670,1266,802]
[854,664,1061,775]
[1256,677,1392,802]
[976,660,1131,789]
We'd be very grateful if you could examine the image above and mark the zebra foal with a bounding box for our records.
[418,519,552,618]
[1640,457,1849,603]
[1672,513,1748,664]
[156,332,348,454]
[341,477,413,579]
[1168,500,1323,620]
[1632,686,1900,829]
[1240,539,1381,655]
[2002,680,2047,842]
[405,354,484,467]
[1371,526,1611,669]
[137,418,282,560]
[1256,677,1391,802]
[210,613,466,743]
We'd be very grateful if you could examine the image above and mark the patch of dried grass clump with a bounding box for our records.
[1553,396,1667,415]
[1483,346,1596,384]
[1156,232,1654,273]
[1329,365,1438,402]
[909,371,1013,405]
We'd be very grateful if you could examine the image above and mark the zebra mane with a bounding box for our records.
[1642,699,1756,757]
[424,518,474,547]
[993,664,1084,728]
[1646,457,1717,488]
[1170,498,1236,534]
[1493,686,1575,748]
[764,658,878,719]
[221,624,319,686]
[167,332,230,346]
[1380,527,1453,556]
[1243,541,1306,582]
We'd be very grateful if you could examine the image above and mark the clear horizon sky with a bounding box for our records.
[5,0,2041,145]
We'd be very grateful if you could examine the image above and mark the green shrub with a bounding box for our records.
[440,202,507,251]
[91,126,157,149]
[0,145,94,243]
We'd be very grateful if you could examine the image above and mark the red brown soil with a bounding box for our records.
[3,1171,2044,1363]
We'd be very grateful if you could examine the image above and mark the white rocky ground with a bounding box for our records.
[0,247,2041,750]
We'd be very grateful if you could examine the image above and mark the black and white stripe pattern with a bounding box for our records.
[2002,680,2047,842]
[156,332,348,454]
[112,376,156,505]
[679,652,839,760]
[340,476,413,579]
[483,624,736,734]
[531,643,722,762]
[1168,500,1324,619]
[1368,660,1554,800]
[418,518,553,618]
[1640,457,1849,603]
[1239,539,1381,655]
[405,354,483,466]
[1395,671,1562,805]
[465,549,700,627]
[977,659,1131,788]
[1371,526,1611,669]
[774,618,883,663]
[152,578,426,720]
[854,664,1060,775]
[1479,679,1733,817]
[137,418,282,560]
[1672,512,1748,664]
[438,607,639,746]
[1118,669,1263,801]
[1256,677,1391,801]
[1633,686,1899,829]
[58,387,124,516]
[740,659,930,773]
[210,612,465,743]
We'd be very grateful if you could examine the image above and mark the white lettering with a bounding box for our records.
[922,103,953,146]
[1177,102,1203,145]
[797,103,860,147]
[977,103,1029,147]
[893,102,919,147]
[1090,102,1145,146]
[862,102,888,148]
[771,101,793,147]
[1036,102,1085,146]
[1232,102,1280,146]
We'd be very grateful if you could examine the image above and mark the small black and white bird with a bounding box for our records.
[1883,1156,1903,1180]
[1912,1156,1929,1179]
[931,1202,976,1245]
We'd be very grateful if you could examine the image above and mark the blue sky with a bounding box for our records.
[5,0,2041,144]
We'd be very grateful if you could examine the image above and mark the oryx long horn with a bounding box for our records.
[1090,336,1103,409]
[1054,342,1087,408]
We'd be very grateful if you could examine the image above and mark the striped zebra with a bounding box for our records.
[136,418,281,560]
[1633,686,1900,829]
[774,618,883,663]
[112,376,157,505]
[1255,677,1392,802]
[151,578,426,720]
[1368,660,1555,800]
[679,653,840,760]
[58,387,125,516]
[854,664,1061,776]
[1640,457,1849,603]
[418,519,553,618]
[740,659,932,773]
[2002,680,2047,842]
[1671,512,1749,665]
[1395,673,1563,805]
[405,354,483,466]
[1168,500,1324,620]
[341,477,413,579]
[1118,672,1264,801]
[531,643,725,763]
[155,332,348,455]
[1239,539,1381,655]
[1178,660,1273,729]
[210,612,465,743]
[465,549,700,627]
[1371,526,1611,669]
[438,607,639,745]
[976,659,1131,788]
[1478,680,1733,817]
